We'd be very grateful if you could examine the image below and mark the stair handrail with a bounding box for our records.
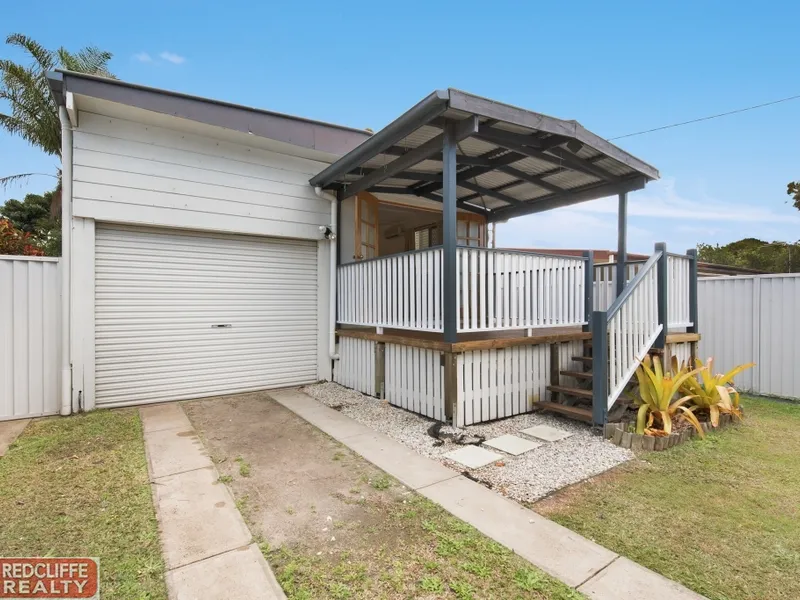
[591,248,664,426]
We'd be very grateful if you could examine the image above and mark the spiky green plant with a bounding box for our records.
[0,34,114,192]
[633,355,705,437]
[678,357,755,426]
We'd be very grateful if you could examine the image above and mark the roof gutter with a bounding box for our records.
[309,90,450,188]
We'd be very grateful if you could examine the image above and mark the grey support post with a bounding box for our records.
[687,248,699,334]
[591,311,608,426]
[655,242,668,349]
[442,121,458,344]
[583,250,594,332]
[615,192,628,297]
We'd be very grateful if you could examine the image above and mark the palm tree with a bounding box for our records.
[0,34,114,194]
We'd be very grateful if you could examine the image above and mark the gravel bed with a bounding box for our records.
[301,382,633,504]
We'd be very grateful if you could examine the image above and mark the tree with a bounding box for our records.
[698,238,799,273]
[0,190,60,255]
[0,218,44,256]
[0,33,114,192]
[788,182,800,210]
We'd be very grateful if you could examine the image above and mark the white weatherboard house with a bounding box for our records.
[0,71,699,426]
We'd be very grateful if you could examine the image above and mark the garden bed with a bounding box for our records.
[302,382,633,503]
[604,413,738,450]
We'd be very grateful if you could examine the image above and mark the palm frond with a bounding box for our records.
[5,33,55,72]
[0,173,58,190]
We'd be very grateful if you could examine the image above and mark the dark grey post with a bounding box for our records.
[442,122,458,343]
[615,192,628,297]
[591,311,608,426]
[583,250,594,332]
[687,248,699,334]
[655,242,668,349]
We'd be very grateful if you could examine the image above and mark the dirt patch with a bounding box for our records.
[183,391,404,550]
[183,391,581,600]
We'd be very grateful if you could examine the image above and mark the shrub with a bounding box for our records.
[633,355,704,437]
[677,357,754,426]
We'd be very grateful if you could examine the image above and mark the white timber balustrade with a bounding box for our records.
[456,247,586,333]
[595,251,663,418]
[667,253,693,329]
[337,248,443,332]
[593,260,645,311]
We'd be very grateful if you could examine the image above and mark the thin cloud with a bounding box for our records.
[579,178,800,224]
[159,51,186,65]
[133,52,152,62]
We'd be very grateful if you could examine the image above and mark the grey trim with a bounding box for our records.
[447,89,660,180]
[47,70,371,156]
[458,180,522,206]
[341,116,478,199]
[616,192,628,296]
[442,122,458,344]
[497,165,563,194]
[337,246,440,267]
[583,250,594,333]
[655,242,668,348]
[591,311,608,426]
[607,250,661,321]
[687,248,699,334]
[310,90,450,187]
[468,247,587,261]
[488,177,647,222]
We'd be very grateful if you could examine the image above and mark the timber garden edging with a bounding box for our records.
[603,413,738,451]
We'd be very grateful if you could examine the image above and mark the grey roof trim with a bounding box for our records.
[46,70,371,156]
[309,90,450,187]
[447,89,659,180]
[488,176,648,222]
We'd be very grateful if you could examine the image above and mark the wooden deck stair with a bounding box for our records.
[541,347,598,423]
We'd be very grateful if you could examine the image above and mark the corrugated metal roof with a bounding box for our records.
[314,89,658,220]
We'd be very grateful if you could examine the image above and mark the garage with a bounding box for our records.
[94,224,319,407]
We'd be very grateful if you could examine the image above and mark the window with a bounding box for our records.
[457,216,485,247]
[354,193,379,259]
[413,225,440,249]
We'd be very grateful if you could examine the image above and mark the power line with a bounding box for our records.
[608,93,800,140]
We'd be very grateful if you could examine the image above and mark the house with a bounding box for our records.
[42,71,699,428]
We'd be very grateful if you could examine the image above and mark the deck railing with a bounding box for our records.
[593,260,645,311]
[456,248,586,332]
[337,247,443,332]
[667,253,692,328]
[593,251,663,421]
[336,247,587,333]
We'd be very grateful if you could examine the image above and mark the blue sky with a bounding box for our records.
[3,0,800,253]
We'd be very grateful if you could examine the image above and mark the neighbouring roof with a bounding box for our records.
[310,89,659,222]
[46,70,371,156]
[519,248,767,276]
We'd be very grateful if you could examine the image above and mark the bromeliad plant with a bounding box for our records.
[633,355,705,437]
[676,357,755,426]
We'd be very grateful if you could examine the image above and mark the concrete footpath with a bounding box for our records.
[0,419,30,457]
[140,403,286,600]
[270,388,706,600]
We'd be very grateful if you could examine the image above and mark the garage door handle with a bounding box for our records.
[211,324,232,328]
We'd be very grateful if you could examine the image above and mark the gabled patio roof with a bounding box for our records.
[310,89,659,221]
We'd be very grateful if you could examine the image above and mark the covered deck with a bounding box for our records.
[312,89,699,427]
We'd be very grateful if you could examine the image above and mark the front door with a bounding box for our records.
[354,193,379,260]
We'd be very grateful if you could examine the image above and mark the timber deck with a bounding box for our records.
[336,326,699,353]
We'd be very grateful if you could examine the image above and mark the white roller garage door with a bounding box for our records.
[95,224,319,406]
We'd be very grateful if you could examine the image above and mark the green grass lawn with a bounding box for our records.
[535,396,800,600]
[0,410,167,600]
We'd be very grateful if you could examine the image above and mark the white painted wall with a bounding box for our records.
[0,257,61,420]
[67,106,336,409]
[698,274,800,399]
[72,111,334,239]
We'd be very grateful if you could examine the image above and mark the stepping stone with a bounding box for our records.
[521,425,574,442]
[483,434,542,456]
[443,445,503,469]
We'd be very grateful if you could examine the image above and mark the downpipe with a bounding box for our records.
[58,106,72,416]
[314,187,340,361]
